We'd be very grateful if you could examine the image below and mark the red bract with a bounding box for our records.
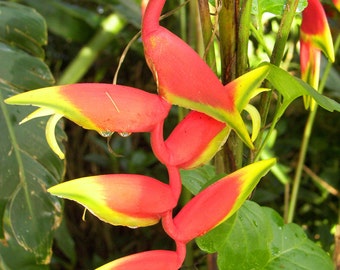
[96,242,186,270]
[151,111,229,169]
[5,83,171,158]
[96,250,179,270]
[300,0,335,109]
[5,83,171,134]
[150,68,269,169]
[48,174,177,228]
[141,0,269,149]
[162,159,276,243]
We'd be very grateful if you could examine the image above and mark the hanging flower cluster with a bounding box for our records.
[300,0,335,110]
[5,0,277,269]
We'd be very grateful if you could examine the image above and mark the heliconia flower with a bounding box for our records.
[48,174,176,228]
[96,242,186,270]
[150,82,268,170]
[5,83,171,159]
[300,42,321,108]
[141,0,270,149]
[300,0,335,109]
[151,111,230,169]
[96,250,179,270]
[162,159,276,243]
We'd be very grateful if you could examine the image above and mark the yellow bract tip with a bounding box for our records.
[46,114,65,159]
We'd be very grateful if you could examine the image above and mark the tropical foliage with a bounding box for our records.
[1,0,340,269]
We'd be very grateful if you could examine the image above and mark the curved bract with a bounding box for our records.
[5,83,171,158]
[141,0,269,149]
[96,250,180,270]
[162,159,276,243]
[150,68,269,169]
[151,111,230,169]
[48,174,177,228]
[300,0,335,109]
[301,0,334,62]
[5,83,171,133]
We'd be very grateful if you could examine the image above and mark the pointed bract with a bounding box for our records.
[150,67,269,169]
[142,0,269,149]
[300,41,321,109]
[96,250,180,270]
[300,0,334,109]
[162,159,276,243]
[48,174,176,228]
[151,111,230,169]
[301,0,334,62]
[5,83,171,133]
[5,83,171,158]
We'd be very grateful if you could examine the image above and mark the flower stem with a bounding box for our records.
[287,34,340,223]
[236,0,252,77]
[255,0,300,158]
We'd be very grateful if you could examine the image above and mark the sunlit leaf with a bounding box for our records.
[252,0,307,17]
[197,201,334,270]
[180,165,217,195]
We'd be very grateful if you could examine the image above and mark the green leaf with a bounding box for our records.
[22,0,100,42]
[180,164,217,195]
[262,207,334,269]
[196,201,334,270]
[252,0,307,17]
[196,200,272,269]
[0,44,54,89]
[0,2,66,267]
[0,2,47,58]
[265,63,340,116]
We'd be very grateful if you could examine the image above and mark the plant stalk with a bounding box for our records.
[255,0,300,156]
[287,35,340,223]
[198,0,217,73]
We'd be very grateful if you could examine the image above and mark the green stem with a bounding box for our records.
[58,13,125,84]
[255,0,299,157]
[236,0,252,76]
[287,35,340,223]
[219,0,241,173]
[198,0,217,73]
[179,0,187,42]
[270,0,300,67]
[219,0,236,84]
[231,0,253,170]
[249,23,272,57]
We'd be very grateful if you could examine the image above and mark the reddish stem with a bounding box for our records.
[142,0,166,35]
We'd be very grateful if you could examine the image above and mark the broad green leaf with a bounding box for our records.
[265,63,340,116]
[252,0,307,17]
[22,0,99,42]
[0,2,66,267]
[196,201,334,270]
[180,164,217,195]
[0,44,54,89]
[262,207,334,269]
[196,200,272,269]
[0,1,47,58]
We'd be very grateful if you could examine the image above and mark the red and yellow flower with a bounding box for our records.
[300,0,335,109]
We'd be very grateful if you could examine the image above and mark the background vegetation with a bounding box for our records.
[0,0,339,269]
